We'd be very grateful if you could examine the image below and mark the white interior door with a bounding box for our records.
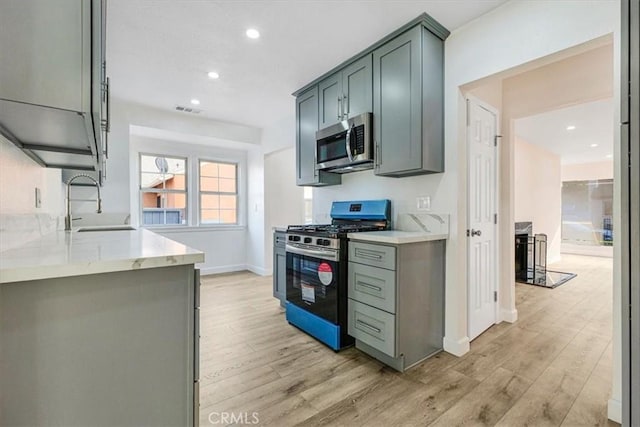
[467,97,498,341]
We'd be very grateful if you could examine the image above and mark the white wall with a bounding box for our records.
[443,1,620,421]
[0,135,62,216]
[264,147,305,271]
[514,137,562,263]
[315,0,619,360]
[128,134,258,275]
[245,148,267,275]
[0,135,64,252]
[98,99,262,215]
[95,100,267,275]
[562,160,614,181]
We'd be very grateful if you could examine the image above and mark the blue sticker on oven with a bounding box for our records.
[301,283,315,303]
[318,262,333,286]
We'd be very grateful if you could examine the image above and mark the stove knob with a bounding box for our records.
[304,237,312,244]
[316,238,323,245]
[288,235,293,241]
[292,235,301,242]
[322,239,331,246]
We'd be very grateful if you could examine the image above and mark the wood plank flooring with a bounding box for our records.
[198,254,617,426]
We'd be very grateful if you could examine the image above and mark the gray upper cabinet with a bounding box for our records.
[0,0,84,111]
[342,55,373,120]
[373,25,444,177]
[295,86,341,186]
[318,73,342,128]
[0,0,109,179]
[293,14,448,185]
[318,55,373,129]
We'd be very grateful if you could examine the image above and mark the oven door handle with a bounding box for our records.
[286,244,339,262]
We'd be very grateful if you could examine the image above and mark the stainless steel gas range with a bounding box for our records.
[285,200,391,350]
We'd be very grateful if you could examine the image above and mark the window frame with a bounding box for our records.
[198,159,239,226]
[139,152,189,228]
[132,136,248,231]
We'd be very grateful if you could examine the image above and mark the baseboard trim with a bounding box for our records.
[500,308,518,323]
[607,398,622,423]
[246,265,270,276]
[199,264,246,276]
[443,335,470,356]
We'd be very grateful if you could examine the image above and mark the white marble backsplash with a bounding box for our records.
[395,213,449,235]
[0,214,61,253]
[0,212,132,253]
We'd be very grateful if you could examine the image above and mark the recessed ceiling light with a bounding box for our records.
[566,125,576,131]
[190,99,200,105]
[246,28,260,39]
[590,143,598,147]
[606,154,613,159]
[207,71,219,79]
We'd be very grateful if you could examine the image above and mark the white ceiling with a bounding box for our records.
[515,98,614,165]
[107,0,507,130]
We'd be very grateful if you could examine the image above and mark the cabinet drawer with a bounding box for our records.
[348,299,395,357]
[349,241,396,270]
[348,262,396,314]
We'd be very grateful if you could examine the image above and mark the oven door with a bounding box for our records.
[286,243,340,323]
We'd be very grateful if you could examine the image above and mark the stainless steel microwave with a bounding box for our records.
[315,112,373,173]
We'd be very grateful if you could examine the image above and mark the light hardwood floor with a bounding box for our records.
[198,254,617,426]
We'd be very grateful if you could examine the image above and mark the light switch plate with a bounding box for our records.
[416,196,431,211]
[35,187,42,208]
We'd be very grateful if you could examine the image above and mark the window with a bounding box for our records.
[140,154,187,226]
[199,160,238,224]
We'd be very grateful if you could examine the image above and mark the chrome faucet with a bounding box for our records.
[65,174,102,231]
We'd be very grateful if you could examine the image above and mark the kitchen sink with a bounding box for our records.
[75,225,136,232]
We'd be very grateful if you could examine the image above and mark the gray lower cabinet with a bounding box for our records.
[0,265,199,426]
[295,86,341,186]
[347,239,445,372]
[273,230,287,306]
[373,24,444,177]
[318,54,373,128]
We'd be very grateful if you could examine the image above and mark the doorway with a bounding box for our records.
[462,36,619,423]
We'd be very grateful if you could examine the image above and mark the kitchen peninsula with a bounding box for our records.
[0,228,203,426]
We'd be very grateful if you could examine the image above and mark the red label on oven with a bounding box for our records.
[318,262,333,286]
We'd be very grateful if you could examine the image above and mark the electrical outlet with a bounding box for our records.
[416,196,431,211]
[35,187,42,208]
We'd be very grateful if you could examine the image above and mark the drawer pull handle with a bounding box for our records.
[356,319,382,334]
[357,281,382,292]
[356,250,383,260]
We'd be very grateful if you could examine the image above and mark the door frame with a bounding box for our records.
[622,0,639,423]
[465,94,501,339]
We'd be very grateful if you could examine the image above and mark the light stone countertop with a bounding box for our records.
[0,228,204,284]
[347,230,448,245]
[272,226,288,233]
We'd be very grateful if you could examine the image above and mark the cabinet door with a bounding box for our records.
[296,87,320,185]
[342,54,373,119]
[318,72,342,128]
[373,26,423,176]
[273,249,287,304]
[0,0,84,112]
[296,87,341,187]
